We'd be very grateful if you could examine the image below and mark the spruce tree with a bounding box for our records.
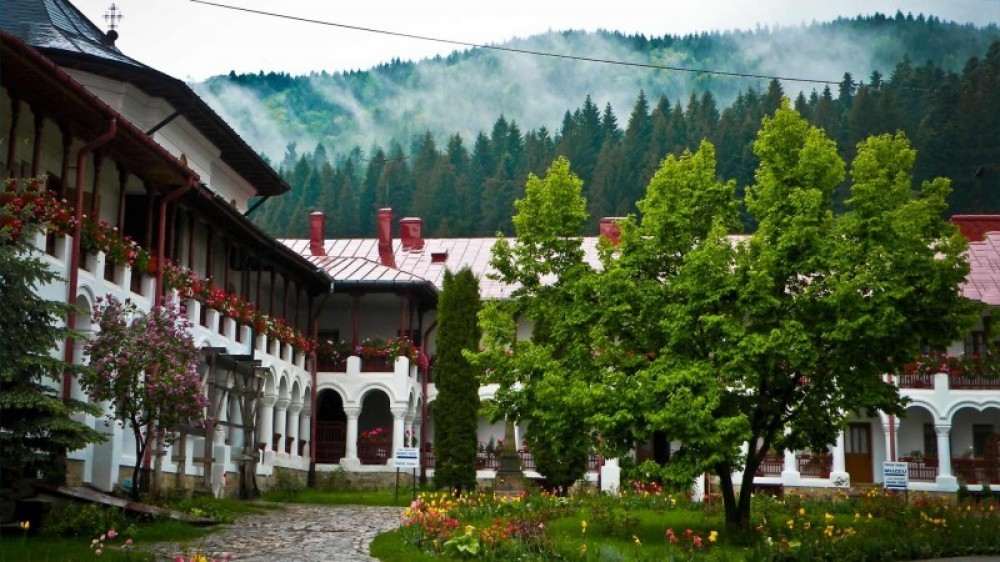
[433,268,482,492]
[0,186,103,487]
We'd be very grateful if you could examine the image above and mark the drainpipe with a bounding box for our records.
[155,176,195,306]
[63,119,117,400]
[420,319,437,485]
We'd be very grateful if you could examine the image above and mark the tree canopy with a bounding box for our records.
[474,101,975,528]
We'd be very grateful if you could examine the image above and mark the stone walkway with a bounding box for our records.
[148,504,405,561]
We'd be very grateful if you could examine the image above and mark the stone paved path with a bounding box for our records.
[149,504,404,561]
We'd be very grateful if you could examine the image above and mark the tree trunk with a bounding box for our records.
[130,429,147,502]
[718,452,765,532]
[151,430,165,498]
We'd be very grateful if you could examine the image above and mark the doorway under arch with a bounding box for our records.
[315,389,347,463]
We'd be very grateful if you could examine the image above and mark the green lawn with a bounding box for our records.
[261,487,420,506]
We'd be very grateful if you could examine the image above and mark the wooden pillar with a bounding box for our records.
[58,126,71,199]
[187,212,196,269]
[268,268,276,317]
[281,273,289,321]
[31,109,43,177]
[351,294,361,347]
[223,238,231,291]
[144,183,156,250]
[205,224,214,279]
[294,284,301,332]
[90,152,103,217]
[6,96,19,177]
[116,163,128,229]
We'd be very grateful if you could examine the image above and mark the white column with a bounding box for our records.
[273,398,289,455]
[405,413,416,448]
[287,402,302,458]
[935,424,958,490]
[781,447,801,486]
[830,431,849,486]
[391,406,407,458]
[882,421,898,463]
[258,394,277,453]
[299,404,311,458]
[344,406,360,462]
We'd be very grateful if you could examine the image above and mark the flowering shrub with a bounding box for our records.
[0,177,73,243]
[82,295,208,500]
[2,177,316,353]
[359,427,390,446]
[317,339,353,363]
[902,352,1000,379]
[354,336,424,364]
[163,261,316,353]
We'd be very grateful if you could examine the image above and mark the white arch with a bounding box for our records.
[945,400,1000,421]
[357,383,396,406]
[76,283,97,311]
[277,371,290,399]
[290,381,302,406]
[262,367,277,396]
[902,400,942,421]
[315,384,348,405]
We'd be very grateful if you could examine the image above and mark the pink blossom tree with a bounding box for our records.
[82,295,207,499]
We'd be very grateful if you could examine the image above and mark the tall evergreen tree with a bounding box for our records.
[0,189,103,487]
[433,268,482,493]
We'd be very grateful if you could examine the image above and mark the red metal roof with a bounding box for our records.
[962,231,1000,306]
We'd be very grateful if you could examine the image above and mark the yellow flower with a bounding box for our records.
[465,524,475,536]
[580,543,587,555]
[823,525,834,538]
[632,534,642,546]
[19,521,30,530]
[803,521,811,530]
[867,513,873,520]
[786,519,795,528]
[824,513,834,523]
[581,520,588,529]
[798,507,806,516]
[708,530,718,543]
[854,512,860,521]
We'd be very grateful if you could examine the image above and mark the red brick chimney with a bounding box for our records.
[377,208,397,268]
[599,217,623,246]
[400,217,425,251]
[951,215,1000,242]
[309,211,326,256]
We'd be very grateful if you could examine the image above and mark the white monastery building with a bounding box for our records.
[1,0,997,502]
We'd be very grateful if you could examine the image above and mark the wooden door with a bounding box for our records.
[845,423,873,483]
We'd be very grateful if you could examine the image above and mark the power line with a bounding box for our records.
[190,0,850,87]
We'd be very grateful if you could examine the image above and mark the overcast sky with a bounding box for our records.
[71,0,1000,81]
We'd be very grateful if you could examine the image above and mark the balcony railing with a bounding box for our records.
[755,453,785,476]
[797,454,832,478]
[896,373,934,389]
[901,457,939,481]
[950,374,1000,390]
[953,458,1000,484]
[359,442,391,465]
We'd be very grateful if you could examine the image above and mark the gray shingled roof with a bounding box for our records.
[0,0,146,68]
[1,0,292,197]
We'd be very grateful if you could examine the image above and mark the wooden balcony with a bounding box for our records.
[755,453,785,476]
[900,457,939,481]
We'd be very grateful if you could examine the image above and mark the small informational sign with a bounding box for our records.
[883,461,909,490]
[394,447,421,469]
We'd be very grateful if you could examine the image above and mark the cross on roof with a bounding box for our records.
[103,3,123,31]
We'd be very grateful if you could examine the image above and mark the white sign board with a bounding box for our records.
[883,461,909,490]
[394,447,421,469]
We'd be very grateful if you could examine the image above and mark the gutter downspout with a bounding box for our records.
[63,119,117,400]
[155,176,196,306]
[420,319,437,485]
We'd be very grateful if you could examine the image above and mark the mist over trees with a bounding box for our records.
[238,18,999,238]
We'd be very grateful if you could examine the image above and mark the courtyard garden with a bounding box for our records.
[372,482,1000,561]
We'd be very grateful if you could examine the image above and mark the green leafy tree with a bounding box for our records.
[478,103,974,530]
[473,157,597,494]
[0,180,104,485]
[433,268,482,492]
[81,296,208,500]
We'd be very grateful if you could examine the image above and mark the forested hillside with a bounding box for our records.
[204,14,999,237]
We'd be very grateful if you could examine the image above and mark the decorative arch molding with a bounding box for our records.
[944,400,1000,421]
[902,400,942,421]
[356,383,397,406]
[316,382,348,404]
[76,284,97,312]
